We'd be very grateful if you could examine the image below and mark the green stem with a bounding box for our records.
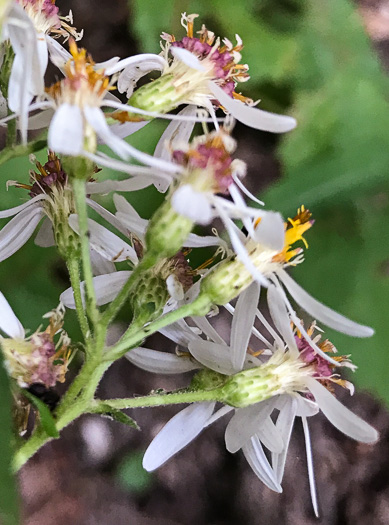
[100,254,156,328]
[105,294,212,360]
[66,256,89,340]
[6,115,16,148]
[0,132,47,167]
[93,388,222,411]
[71,178,99,328]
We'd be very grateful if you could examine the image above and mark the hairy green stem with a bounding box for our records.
[93,389,222,411]
[71,178,99,328]
[105,294,212,360]
[66,256,89,340]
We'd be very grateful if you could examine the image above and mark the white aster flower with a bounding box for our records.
[116,13,296,133]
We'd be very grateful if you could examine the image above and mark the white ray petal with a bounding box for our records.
[113,53,167,79]
[0,292,24,338]
[172,185,213,225]
[204,405,234,428]
[125,347,200,374]
[224,399,276,453]
[306,377,378,443]
[231,282,260,371]
[256,416,284,453]
[253,211,285,251]
[160,319,202,346]
[302,416,319,518]
[84,106,131,159]
[154,106,197,163]
[48,104,84,155]
[192,316,225,344]
[143,402,216,471]
[90,249,116,275]
[0,195,46,218]
[189,340,234,375]
[209,81,297,133]
[242,435,282,492]
[170,46,206,71]
[60,270,132,308]
[86,198,129,237]
[34,217,55,247]
[267,284,298,356]
[68,215,138,264]
[272,396,297,483]
[278,269,374,338]
[107,120,149,139]
[0,205,44,262]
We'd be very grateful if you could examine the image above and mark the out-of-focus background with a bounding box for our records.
[1,0,389,523]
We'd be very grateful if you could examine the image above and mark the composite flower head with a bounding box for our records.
[117,12,296,133]
[0,294,71,388]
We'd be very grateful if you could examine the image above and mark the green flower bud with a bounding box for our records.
[190,369,228,392]
[145,199,193,260]
[130,270,170,320]
[127,74,178,119]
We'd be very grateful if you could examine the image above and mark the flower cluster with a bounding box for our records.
[0,5,379,514]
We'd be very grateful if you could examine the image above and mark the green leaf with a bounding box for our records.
[0,355,20,525]
[96,404,140,429]
[23,391,59,438]
[263,0,389,215]
[291,186,389,403]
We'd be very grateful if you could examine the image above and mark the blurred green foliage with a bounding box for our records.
[115,451,153,494]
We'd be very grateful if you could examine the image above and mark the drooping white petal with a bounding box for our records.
[84,106,131,159]
[209,82,297,133]
[46,34,71,70]
[0,292,24,338]
[189,340,235,375]
[143,402,216,471]
[86,176,156,195]
[224,399,276,453]
[107,120,149,140]
[171,185,213,225]
[0,205,44,262]
[242,435,282,493]
[34,217,55,247]
[306,377,378,443]
[253,211,285,251]
[125,347,200,374]
[0,194,46,218]
[278,269,374,338]
[256,416,284,453]
[272,396,297,483]
[267,284,298,356]
[160,319,202,346]
[301,416,319,518]
[230,282,260,372]
[48,104,84,155]
[204,405,234,428]
[183,232,228,250]
[68,215,138,264]
[60,271,132,309]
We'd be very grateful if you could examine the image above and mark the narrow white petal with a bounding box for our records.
[86,198,129,237]
[267,284,298,356]
[86,177,155,195]
[0,194,46,218]
[113,53,167,80]
[189,340,235,375]
[107,120,149,139]
[84,106,130,159]
[183,232,227,250]
[69,215,138,264]
[170,47,206,71]
[272,396,297,483]
[225,399,276,453]
[294,395,319,417]
[60,270,131,308]
[0,292,24,338]
[160,319,202,346]
[126,347,200,374]
[302,417,319,518]
[172,185,213,225]
[242,435,282,492]
[46,35,71,70]
[256,416,284,453]
[231,282,260,371]
[34,217,55,247]
[0,206,44,262]
[90,249,116,276]
[143,402,216,471]
[154,106,197,162]
[306,377,378,443]
[253,211,285,251]
[278,269,374,338]
[192,316,225,344]
[48,104,84,155]
[209,82,297,133]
